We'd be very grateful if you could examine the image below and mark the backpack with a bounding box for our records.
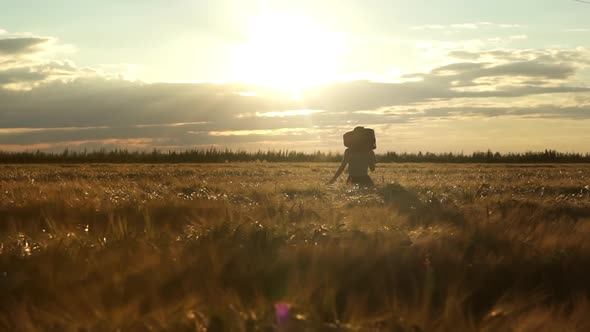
[343,126,376,150]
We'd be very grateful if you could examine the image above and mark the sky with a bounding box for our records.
[1,0,590,153]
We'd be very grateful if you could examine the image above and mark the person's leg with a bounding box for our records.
[348,176,373,188]
[360,175,374,188]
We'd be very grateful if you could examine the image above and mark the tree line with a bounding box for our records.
[0,148,589,163]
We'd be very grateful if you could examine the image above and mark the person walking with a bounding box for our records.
[327,127,376,187]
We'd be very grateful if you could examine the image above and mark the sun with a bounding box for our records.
[232,11,346,93]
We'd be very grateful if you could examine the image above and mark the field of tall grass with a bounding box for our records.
[1,163,590,331]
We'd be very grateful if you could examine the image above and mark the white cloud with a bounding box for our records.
[410,24,445,30]
[411,22,524,30]
[450,23,479,29]
[498,24,523,28]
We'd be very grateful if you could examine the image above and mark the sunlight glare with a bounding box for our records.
[233,11,346,93]
[256,109,324,118]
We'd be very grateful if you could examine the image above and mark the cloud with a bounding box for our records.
[0,126,110,135]
[0,29,133,90]
[411,22,524,30]
[1,27,589,151]
[447,50,481,60]
[0,37,51,55]
[417,105,590,120]
[309,49,589,111]
[450,23,480,29]
[453,60,575,80]
[238,109,324,118]
[0,67,48,84]
[447,48,590,65]
[0,64,588,150]
[0,61,77,90]
[0,138,165,152]
[208,127,321,136]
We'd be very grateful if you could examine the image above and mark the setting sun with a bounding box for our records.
[232,11,346,92]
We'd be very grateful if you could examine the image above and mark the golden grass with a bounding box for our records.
[1,163,590,331]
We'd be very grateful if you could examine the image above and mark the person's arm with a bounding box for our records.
[369,151,376,172]
[327,150,348,184]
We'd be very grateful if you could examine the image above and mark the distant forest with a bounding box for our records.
[1,149,590,163]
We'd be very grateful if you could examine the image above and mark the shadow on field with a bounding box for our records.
[379,183,466,226]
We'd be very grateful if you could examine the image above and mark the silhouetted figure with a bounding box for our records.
[328,126,376,187]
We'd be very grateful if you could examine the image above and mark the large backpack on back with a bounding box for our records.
[343,126,376,150]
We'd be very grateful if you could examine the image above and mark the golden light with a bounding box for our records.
[232,11,346,93]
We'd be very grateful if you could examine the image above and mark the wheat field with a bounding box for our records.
[1,163,590,331]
